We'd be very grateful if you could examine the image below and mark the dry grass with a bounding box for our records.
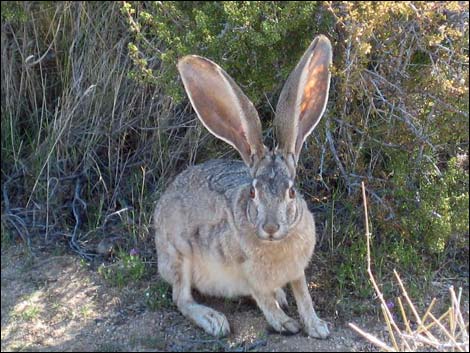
[1,2,222,257]
[350,182,469,352]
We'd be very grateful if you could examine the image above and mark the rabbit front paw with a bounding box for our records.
[305,317,330,339]
[195,307,231,337]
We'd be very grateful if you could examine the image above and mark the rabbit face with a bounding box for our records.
[246,152,301,241]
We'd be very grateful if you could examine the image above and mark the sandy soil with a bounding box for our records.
[0,244,415,352]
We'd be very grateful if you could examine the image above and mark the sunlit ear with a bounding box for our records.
[178,55,265,167]
[274,35,332,163]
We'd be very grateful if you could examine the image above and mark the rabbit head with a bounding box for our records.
[178,35,332,242]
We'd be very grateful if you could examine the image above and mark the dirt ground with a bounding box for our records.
[1,243,464,352]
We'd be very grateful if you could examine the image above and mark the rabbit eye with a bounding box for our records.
[289,187,296,199]
[250,186,256,199]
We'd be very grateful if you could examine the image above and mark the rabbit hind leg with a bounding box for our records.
[171,253,231,337]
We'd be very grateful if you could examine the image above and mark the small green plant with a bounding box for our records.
[334,212,430,311]
[1,1,28,23]
[79,304,94,320]
[13,302,41,322]
[21,305,41,321]
[98,249,147,288]
[335,235,374,310]
[144,280,173,311]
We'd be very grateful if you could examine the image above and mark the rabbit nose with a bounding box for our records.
[263,222,280,235]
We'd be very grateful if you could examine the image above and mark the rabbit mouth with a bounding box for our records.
[256,229,289,242]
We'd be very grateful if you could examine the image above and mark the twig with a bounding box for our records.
[361,182,407,351]
[69,177,94,260]
[393,269,439,344]
[450,286,468,338]
[397,297,412,334]
[381,303,400,350]
[325,119,350,191]
[103,206,133,227]
[417,308,451,335]
[427,312,463,351]
[349,323,395,352]
[421,298,437,326]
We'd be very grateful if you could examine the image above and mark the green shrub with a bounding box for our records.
[121,1,334,110]
[396,156,469,254]
[1,1,27,23]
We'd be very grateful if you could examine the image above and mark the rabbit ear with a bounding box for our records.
[274,35,332,164]
[178,55,265,167]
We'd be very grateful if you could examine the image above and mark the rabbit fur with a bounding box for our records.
[154,35,332,338]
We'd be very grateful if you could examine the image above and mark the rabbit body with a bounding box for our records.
[155,159,316,299]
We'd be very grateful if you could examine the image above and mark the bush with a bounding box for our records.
[397,156,469,254]
[121,1,334,109]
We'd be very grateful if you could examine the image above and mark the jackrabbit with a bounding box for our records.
[154,35,332,338]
